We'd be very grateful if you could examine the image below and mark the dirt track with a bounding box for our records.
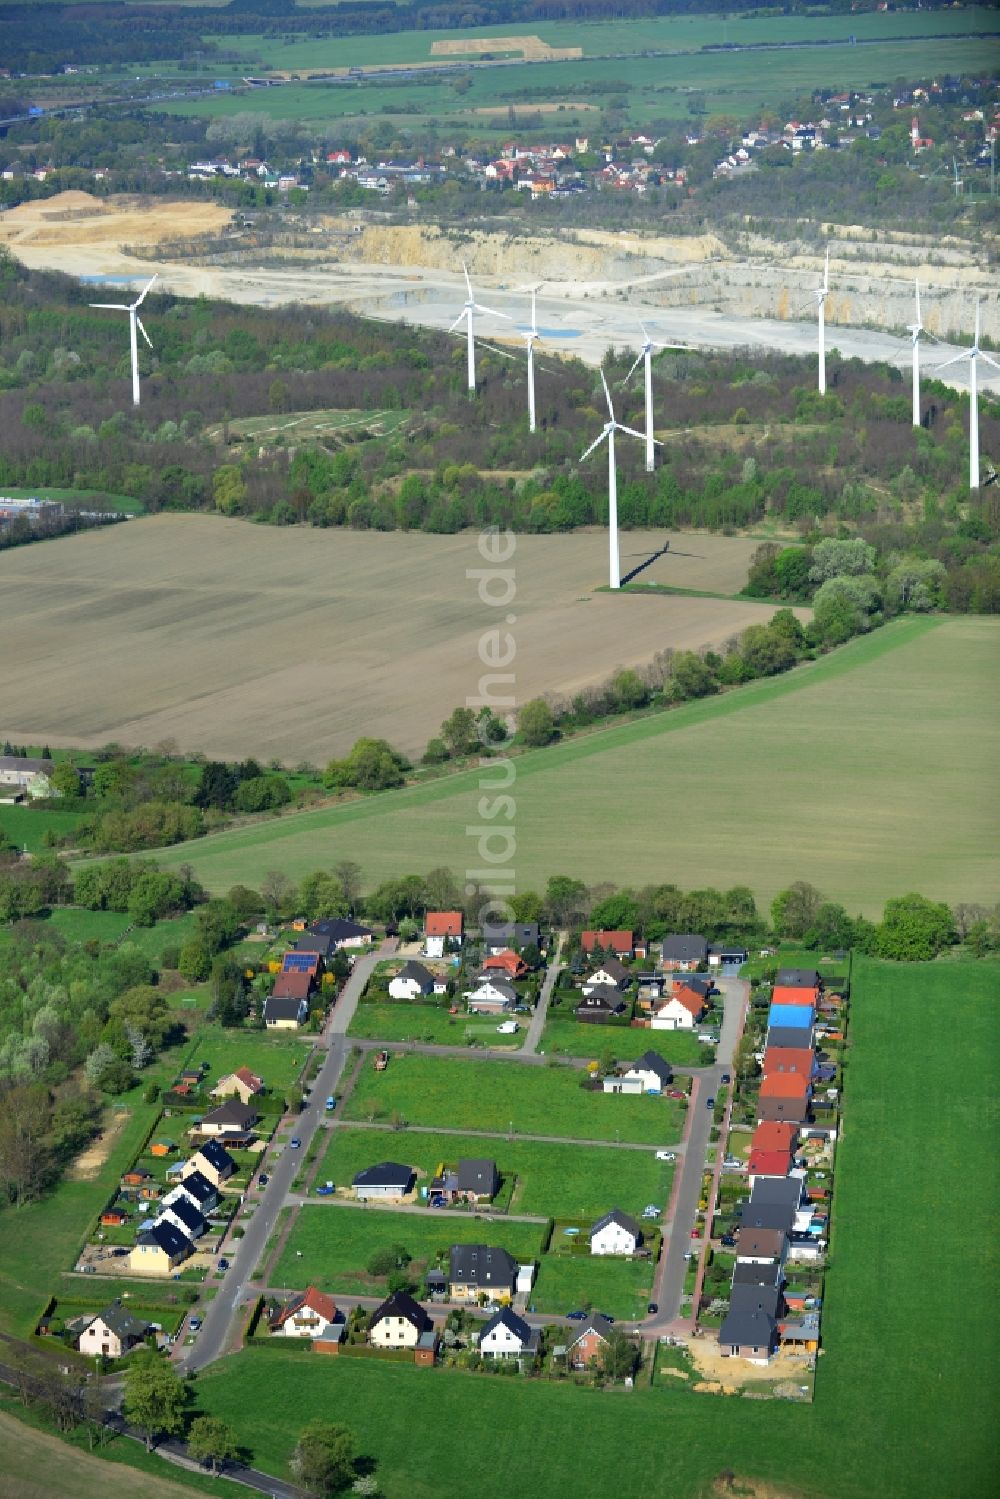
[0,517,802,763]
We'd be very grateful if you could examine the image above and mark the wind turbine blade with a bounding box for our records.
[823,247,829,292]
[89,302,129,310]
[975,301,981,347]
[933,352,967,371]
[915,279,921,327]
[623,352,644,384]
[579,431,608,465]
[478,341,518,360]
[134,274,158,307]
[136,316,153,350]
[617,423,656,444]
[463,261,472,298]
[600,368,615,420]
[472,303,511,320]
[651,341,690,351]
[980,353,1000,374]
[447,311,467,334]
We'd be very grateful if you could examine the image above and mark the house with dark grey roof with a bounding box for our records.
[479,1306,539,1360]
[156,1193,206,1241]
[731,1260,784,1289]
[448,1244,518,1300]
[582,956,629,991]
[590,1209,642,1256]
[185,1138,235,1186]
[296,917,375,956]
[388,960,437,1000]
[198,1099,259,1136]
[369,1290,432,1349]
[465,975,517,1012]
[621,1050,673,1093]
[566,1314,616,1369]
[352,1162,416,1201]
[263,993,309,1029]
[456,1158,500,1200]
[481,921,540,954]
[575,984,627,1023]
[661,934,709,970]
[77,1300,152,1358]
[719,1283,784,1362]
[129,1218,191,1276]
[775,967,821,989]
[163,1169,217,1215]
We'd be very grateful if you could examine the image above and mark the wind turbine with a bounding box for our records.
[580,370,654,590]
[935,301,1000,489]
[814,249,830,395]
[89,274,157,407]
[519,285,541,433]
[622,324,689,473]
[907,280,924,427]
[448,262,509,396]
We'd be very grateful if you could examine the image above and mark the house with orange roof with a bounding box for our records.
[482,950,528,980]
[425,911,464,958]
[651,981,708,1031]
[760,1072,811,1102]
[270,1286,342,1342]
[751,1121,799,1155]
[762,1048,815,1080]
[748,1147,794,1185]
[581,930,636,958]
[771,985,820,1008]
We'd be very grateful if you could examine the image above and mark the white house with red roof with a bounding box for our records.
[425,911,463,958]
[211,1067,265,1104]
[270,1286,341,1341]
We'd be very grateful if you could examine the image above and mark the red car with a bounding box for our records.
[690,1229,701,1239]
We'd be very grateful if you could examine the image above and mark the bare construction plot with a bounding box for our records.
[0,516,789,763]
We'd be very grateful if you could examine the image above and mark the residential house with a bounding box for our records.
[757,1091,811,1126]
[774,968,821,990]
[748,1148,794,1185]
[719,1284,783,1362]
[482,950,529,980]
[163,1169,218,1216]
[620,1050,673,1094]
[766,1024,814,1052]
[590,1209,642,1257]
[575,985,627,1023]
[481,921,540,954]
[771,985,820,1008]
[369,1290,432,1349]
[750,1121,799,1157]
[0,755,54,799]
[270,1286,341,1341]
[650,982,706,1031]
[747,1177,812,1233]
[566,1313,615,1369]
[465,976,517,1013]
[478,1307,539,1361]
[281,950,321,978]
[185,1139,235,1188]
[767,1004,814,1035]
[760,1072,812,1104]
[660,934,708,971]
[77,1301,152,1358]
[731,1260,783,1290]
[429,1157,500,1204]
[211,1067,265,1104]
[389,960,437,1000]
[352,1162,415,1201]
[448,1244,518,1301]
[156,1194,206,1241]
[263,995,309,1029]
[424,911,463,957]
[129,1219,191,1276]
[636,973,666,1004]
[581,930,635,958]
[295,917,375,957]
[735,1227,787,1265]
[762,1048,815,1079]
[198,1100,259,1137]
[271,968,314,1005]
[582,956,629,992]
[708,944,749,971]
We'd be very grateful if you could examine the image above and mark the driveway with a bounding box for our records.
[523,934,564,1055]
[182,944,383,1373]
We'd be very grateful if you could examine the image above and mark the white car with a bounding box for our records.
[496,1020,519,1034]
[655,1150,676,1162]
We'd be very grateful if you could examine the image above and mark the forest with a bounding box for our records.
[1,249,997,611]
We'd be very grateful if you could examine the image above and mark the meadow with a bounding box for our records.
[0,803,85,854]
[530,1253,654,1322]
[315,1125,674,1219]
[270,1201,545,1293]
[348,1003,523,1048]
[188,957,999,1499]
[0,515,771,765]
[184,1023,314,1094]
[342,1053,682,1145]
[150,615,1000,917]
[540,1009,707,1065]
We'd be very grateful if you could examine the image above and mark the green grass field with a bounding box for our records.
[540,1009,707,1066]
[152,617,1000,916]
[184,1024,313,1095]
[531,1253,654,1322]
[271,1202,545,1293]
[189,957,1000,1499]
[0,804,86,854]
[342,1054,682,1145]
[41,907,199,960]
[315,1125,673,1219]
[348,1003,523,1048]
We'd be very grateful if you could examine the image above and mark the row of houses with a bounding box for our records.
[718,967,836,1364]
[264,917,375,1028]
[128,1136,236,1276]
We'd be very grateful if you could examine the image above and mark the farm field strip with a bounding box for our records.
[147,615,1000,916]
[341,1053,683,1145]
[315,1125,674,1219]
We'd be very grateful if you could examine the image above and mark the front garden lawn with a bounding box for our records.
[185,1024,313,1094]
[540,1010,708,1066]
[530,1254,655,1322]
[342,1054,682,1144]
[348,1004,522,1048]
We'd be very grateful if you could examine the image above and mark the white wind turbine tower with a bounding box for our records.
[622,324,689,473]
[580,370,655,590]
[448,262,509,395]
[520,285,541,433]
[90,275,157,407]
[935,301,1000,490]
[907,280,924,428]
[814,248,830,395]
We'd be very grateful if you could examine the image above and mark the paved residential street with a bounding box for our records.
[182,944,382,1373]
[523,932,564,1054]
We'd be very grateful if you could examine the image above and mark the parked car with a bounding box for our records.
[325,1096,336,1111]
[374,1051,389,1071]
[647,1302,658,1314]
[565,1309,588,1321]
[690,1228,701,1239]
[258,1173,269,1186]
[666,1089,685,1100]
[597,1313,615,1324]
[683,1251,695,1261]
[496,1020,519,1034]
[706,1096,715,1110]
[315,1183,335,1196]
[189,1317,202,1331]
[720,1234,737,1248]
[655,1150,676,1162]
[289,1137,302,1149]
[218,1257,229,1271]
[721,1072,731,1084]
